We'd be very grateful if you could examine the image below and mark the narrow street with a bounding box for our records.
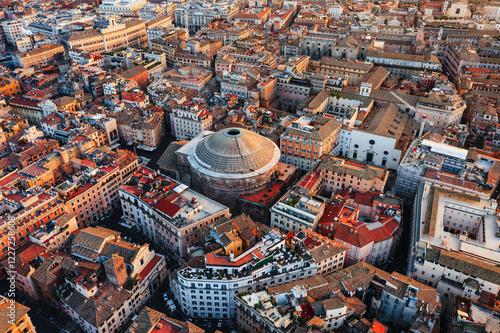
[120,126,176,170]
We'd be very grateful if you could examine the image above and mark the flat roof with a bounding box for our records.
[421,139,468,160]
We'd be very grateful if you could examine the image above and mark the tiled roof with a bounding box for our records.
[309,243,346,263]
[100,240,140,264]
[334,221,375,248]
[72,226,120,252]
[0,300,30,332]
[31,258,58,286]
[427,247,500,284]
[157,141,187,172]
[320,156,387,180]
[65,281,130,327]
[318,57,372,71]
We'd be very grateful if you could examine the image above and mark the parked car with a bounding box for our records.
[208,321,212,328]
[388,257,395,263]
[217,320,222,328]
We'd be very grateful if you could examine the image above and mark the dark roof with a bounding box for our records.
[64,282,130,327]
[157,141,187,172]
[426,247,500,283]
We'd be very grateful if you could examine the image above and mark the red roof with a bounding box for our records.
[137,255,161,282]
[380,217,399,234]
[239,182,283,206]
[9,97,41,108]
[71,135,88,142]
[205,251,254,267]
[120,185,144,198]
[154,195,181,217]
[299,171,320,189]
[371,319,388,333]
[370,226,393,243]
[334,221,374,248]
[318,203,344,224]
[99,165,117,173]
[18,242,46,264]
[81,159,97,168]
[150,318,181,333]
[66,182,93,200]
[354,191,376,206]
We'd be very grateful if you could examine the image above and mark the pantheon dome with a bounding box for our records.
[172,128,283,214]
[193,128,280,175]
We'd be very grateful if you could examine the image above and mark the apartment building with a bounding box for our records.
[0,76,21,96]
[484,3,500,21]
[289,229,347,276]
[313,186,402,267]
[97,0,147,15]
[28,214,78,252]
[235,7,272,25]
[256,77,278,107]
[237,282,347,333]
[309,57,373,85]
[265,9,293,31]
[0,297,37,333]
[411,245,500,302]
[171,229,317,319]
[412,181,500,265]
[394,134,488,198]
[236,263,439,333]
[63,18,147,54]
[0,186,66,260]
[439,42,500,82]
[174,2,239,32]
[8,97,45,123]
[56,164,122,228]
[374,270,440,329]
[280,115,341,171]
[270,188,326,233]
[174,50,212,68]
[171,102,213,140]
[119,167,230,258]
[414,88,466,133]
[274,72,312,112]
[59,226,168,333]
[13,43,65,68]
[301,34,365,60]
[115,107,165,148]
[1,14,36,44]
[366,49,442,79]
[165,66,213,92]
[126,307,205,332]
[317,155,389,195]
[220,71,257,100]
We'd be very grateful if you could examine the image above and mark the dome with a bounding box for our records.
[194,128,279,174]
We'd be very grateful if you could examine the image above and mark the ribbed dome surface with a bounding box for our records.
[194,128,278,174]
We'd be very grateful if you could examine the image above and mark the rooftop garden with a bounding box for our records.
[455,296,471,314]
[57,181,74,191]
[124,276,138,291]
[284,196,300,207]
